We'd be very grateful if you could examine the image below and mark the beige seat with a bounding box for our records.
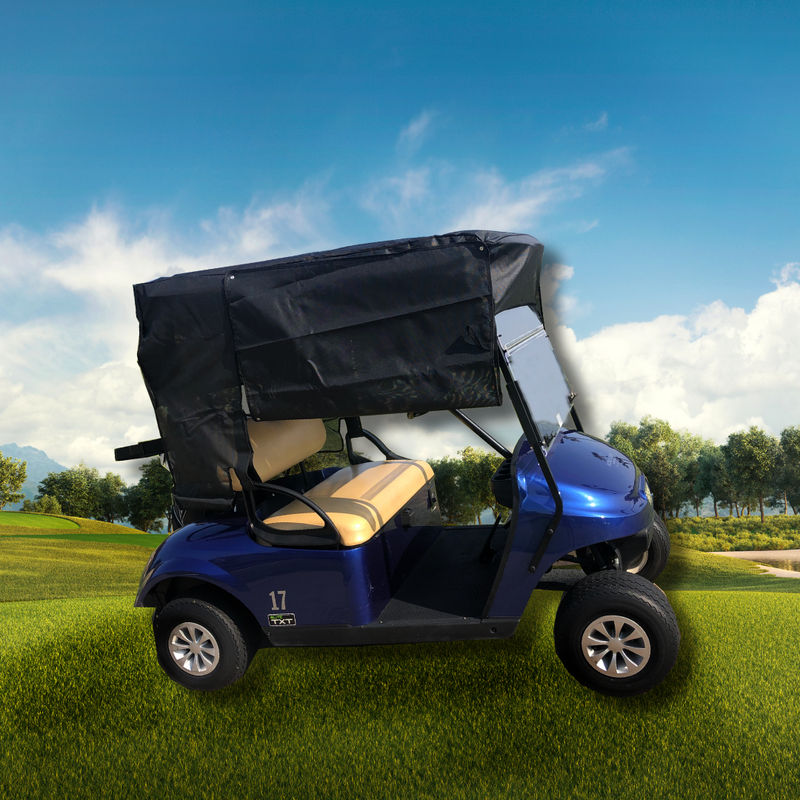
[229,418,328,491]
[266,460,434,547]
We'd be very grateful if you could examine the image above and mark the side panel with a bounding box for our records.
[486,431,653,618]
[136,519,389,627]
[136,486,443,629]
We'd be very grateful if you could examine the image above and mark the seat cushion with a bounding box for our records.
[230,418,327,491]
[265,460,434,546]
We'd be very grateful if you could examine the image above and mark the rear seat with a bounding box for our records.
[266,460,434,546]
[233,417,434,547]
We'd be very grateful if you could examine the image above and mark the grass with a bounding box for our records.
[1,539,799,799]
[0,538,156,602]
[0,514,165,602]
[0,512,145,536]
[657,544,800,593]
[1,589,799,799]
[0,532,169,547]
[0,510,80,529]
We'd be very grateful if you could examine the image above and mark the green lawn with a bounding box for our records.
[0,516,166,602]
[1,539,799,799]
[657,543,800,592]
[0,538,155,602]
[0,512,145,535]
[0,510,80,529]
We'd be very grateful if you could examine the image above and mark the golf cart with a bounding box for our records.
[117,230,679,697]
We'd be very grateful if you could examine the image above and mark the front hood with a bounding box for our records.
[516,430,652,547]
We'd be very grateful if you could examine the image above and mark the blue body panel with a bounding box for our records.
[485,430,652,618]
[136,510,436,628]
[136,430,651,630]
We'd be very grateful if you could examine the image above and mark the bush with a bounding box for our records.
[666,516,800,551]
[21,494,63,515]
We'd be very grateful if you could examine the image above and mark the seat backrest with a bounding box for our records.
[230,418,327,490]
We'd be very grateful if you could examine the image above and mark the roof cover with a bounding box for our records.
[134,230,544,508]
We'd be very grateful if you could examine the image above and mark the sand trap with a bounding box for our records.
[710,549,800,578]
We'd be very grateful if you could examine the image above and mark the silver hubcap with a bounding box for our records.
[169,622,220,675]
[581,615,651,678]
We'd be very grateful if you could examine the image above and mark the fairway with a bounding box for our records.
[1,590,799,800]
[0,511,79,529]
[1,532,168,548]
[1,540,799,799]
[0,537,155,602]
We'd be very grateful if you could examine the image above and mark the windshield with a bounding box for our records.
[496,306,574,453]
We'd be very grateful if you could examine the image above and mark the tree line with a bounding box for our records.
[3,417,798,529]
[607,417,800,522]
[427,419,800,525]
[0,453,173,532]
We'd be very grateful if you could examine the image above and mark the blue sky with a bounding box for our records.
[1,0,799,476]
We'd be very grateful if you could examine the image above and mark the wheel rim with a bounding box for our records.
[581,615,651,678]
[168,622,220,675]
[627,550,649,574]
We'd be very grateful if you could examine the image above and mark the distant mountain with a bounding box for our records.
[0,443,67,511]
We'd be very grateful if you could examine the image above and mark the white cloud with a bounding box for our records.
[584,112,609,132]
[540,262,580,327]
[361,148,629,236]
[361,167,433,231]
[771,261,800,288]
[397,110,435,153]
[3,155,795,487]
[450,149,629,231]
[0,192,333,481]
[201,183,331,262]
[554,276,800,443]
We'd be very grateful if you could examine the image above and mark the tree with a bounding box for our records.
[21,495,62,515]
[607,416,682,519]
[39,495,63,515]
[429,447,506,525]
[37,463,126,521]
[0,451,27,510]
[672,431,708,517]
[722,426,782,523]
[123,458,173,532]
[38,462,99,518]
[428,454,475,525]
[605,421,639,462]
[94,472,127,522]
[779,426,800,514]
[458,446,507,522]
[695,446,734,517]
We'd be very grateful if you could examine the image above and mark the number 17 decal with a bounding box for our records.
[269,590,287,611]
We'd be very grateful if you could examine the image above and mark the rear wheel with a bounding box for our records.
[153,597,254,691]
[553,571,680,697]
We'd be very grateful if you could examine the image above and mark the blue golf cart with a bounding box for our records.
[117,231,679,697]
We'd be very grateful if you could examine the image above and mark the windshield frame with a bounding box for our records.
[495,306,575,454]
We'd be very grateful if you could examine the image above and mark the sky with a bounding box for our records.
[1,0,799,482]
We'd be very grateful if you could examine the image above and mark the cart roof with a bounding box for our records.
[134,230,544,508]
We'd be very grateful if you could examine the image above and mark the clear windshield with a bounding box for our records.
[496,306,574,453]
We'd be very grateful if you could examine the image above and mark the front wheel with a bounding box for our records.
[553,571,680,697]
[628,515,670,582]
[153,597,254,691]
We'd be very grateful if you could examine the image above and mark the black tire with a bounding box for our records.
[629,515,671,582]
[153,597,254,691]
[553,571,680,697]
